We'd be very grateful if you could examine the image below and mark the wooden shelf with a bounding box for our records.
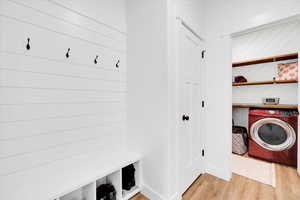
[233,104,298,109]
[232,53,298,67]
[232,79,298,86]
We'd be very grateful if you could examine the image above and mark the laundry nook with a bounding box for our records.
[0,1,300,200]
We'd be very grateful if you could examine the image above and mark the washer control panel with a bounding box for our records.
[279,110,299,116]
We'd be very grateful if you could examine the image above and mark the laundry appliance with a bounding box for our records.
[248,109,298,167]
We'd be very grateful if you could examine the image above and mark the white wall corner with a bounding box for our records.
[205,161,232,182]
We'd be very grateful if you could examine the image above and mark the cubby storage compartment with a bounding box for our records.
[96,170,122,200]
[60,182,96,200]
[50,153,141,200]
[122,161,141,200]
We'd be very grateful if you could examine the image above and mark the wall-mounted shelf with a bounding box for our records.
[233,104,298,109]
[232,53,298,67]
[232,79,298,86]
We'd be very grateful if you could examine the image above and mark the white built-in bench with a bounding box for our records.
[0,151,141,200]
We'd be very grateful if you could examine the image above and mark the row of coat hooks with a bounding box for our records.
[26,38,120,68]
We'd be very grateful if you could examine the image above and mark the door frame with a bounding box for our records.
[174,16,207,196]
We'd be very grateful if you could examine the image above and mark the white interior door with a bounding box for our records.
[177,22,204,195]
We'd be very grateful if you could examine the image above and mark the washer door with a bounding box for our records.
[250,118,296,151]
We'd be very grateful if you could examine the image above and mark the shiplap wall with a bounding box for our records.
[0,0,126,177]
[232,20,300,127]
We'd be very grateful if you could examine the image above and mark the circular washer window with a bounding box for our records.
[250,118,296,151]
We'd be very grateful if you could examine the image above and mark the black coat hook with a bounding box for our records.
[94,55,99,64]
[66,48,70,58]
[26,38,31,50]
[116,60,120,68]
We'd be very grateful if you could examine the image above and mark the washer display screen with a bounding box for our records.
[258,123,288,145]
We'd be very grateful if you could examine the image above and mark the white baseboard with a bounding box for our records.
[141,184,167,200]
[168,193,181,200]
[141,164,231,200]
[141,185,180,200]
[205,161,232,181]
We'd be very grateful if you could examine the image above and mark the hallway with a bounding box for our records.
[1,1,300,200]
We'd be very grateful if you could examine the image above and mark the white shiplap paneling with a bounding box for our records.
[232,20,300,62]
[0,0,126,180]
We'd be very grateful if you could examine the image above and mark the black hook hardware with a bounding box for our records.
[26,38,31,50]
[116,60,120,68]
[94,55,99,64]
[66,48,70,58]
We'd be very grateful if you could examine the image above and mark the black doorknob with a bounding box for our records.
[182,115,190,121]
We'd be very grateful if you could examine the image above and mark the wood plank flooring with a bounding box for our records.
[130,164,300,200]
[130,193,149,200]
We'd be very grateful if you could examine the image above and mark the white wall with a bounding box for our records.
[0,0,126,193]
[211,0,300,35]
[48,0,127,33]
[204,0,300,180]
[127,0,170,199]
[232,20,300,62]
[127,0,205,199]
[173,0,205,37]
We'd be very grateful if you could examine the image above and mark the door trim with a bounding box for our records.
[176,17,205,42]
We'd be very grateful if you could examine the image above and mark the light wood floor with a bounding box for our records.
[130,164,300,200]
